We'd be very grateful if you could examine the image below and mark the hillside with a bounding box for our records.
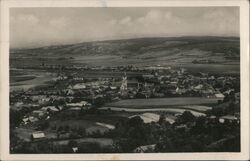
[10,36,240,74]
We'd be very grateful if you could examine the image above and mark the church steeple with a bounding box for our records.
[120,72,127,91]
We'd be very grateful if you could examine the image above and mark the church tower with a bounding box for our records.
[120,72,127,95]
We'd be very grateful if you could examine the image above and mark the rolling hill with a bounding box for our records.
[10,36,240,74]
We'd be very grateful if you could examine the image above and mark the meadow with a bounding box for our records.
[106,97,219,108]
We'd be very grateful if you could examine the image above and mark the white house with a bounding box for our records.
[32,131,45,140]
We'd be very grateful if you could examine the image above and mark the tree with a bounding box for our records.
[68,140,78,148]
[127,116,144,127]
[77,127,86,136]
[179,111,195,123]
[39,121,49,130]
[191,116,207,134]
[158,114,166,125]
[92,97,105,107]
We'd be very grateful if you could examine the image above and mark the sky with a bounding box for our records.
[10,7,239,48]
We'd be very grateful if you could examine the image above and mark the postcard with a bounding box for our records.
[0,0,249,160]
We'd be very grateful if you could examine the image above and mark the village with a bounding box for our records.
[10,65,240,153]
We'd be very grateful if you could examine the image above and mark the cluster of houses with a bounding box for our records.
[105,68,238,101]
[10,66,240,144]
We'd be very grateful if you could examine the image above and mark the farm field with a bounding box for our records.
[14,127,57,141]
[52,137,113,147]
[106,97,219,108]
[75,70,145,78]
[99,107,206,117]
[10,68,56,92]
[179,105,212,112]
[48,119,111,134]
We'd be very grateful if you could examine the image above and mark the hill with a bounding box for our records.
[10,36,240,74]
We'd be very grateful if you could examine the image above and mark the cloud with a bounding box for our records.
[49,17,68,28]
[113,10,182,36]
[145,10,162,20]
[11,14,39,25]
[109,19,117,25]
[120,16,132,25]
[135,10,169,24]
[202,9,239,35]
[10,7,239,48]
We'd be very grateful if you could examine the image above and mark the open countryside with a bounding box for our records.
[10,36,241,153]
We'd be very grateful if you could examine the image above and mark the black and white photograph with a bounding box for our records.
[1,0,249,160]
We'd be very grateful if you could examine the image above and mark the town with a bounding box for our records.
[10,64,240,153]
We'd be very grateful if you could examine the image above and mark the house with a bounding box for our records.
[153,92,165,98]
[72,147,78,153]
[219,115,238,124]
[201,89,214,97]
[209,115,216,119]
[175,124,189,131]
[142,74,155,80]
[170,81,178,86]
[68,107,82,111]
[28,116,39,122]
[32,110,46,118]
[22,117,29,124]
[38,97,51,105]
[110,86,117,90]
[133,144,156,153]
[176,87,187,95]
[215,93,225,100]
[14,102,24,107]
[72,83,87,89]
[217,77,225,80]
[194,84,203,90]
[32,131,45,140]
[31,95,47,102]
[208,115,217,123]
[129,113,160,123]
[235,92,240,102]
[41,106,60,113]
[66,101,91,109]
[65,89,75,96]
[96,122,115,130]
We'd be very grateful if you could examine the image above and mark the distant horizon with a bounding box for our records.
[10,7,239,48]
[10,35,240,50]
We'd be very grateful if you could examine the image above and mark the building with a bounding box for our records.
[215,93,225,100]
[129,113,161,124]
[133,144,156,153]
[31,131,46,140]
[72,83,87,89]
[41,106,61,113]
[120,73,128,96]
[32,110,46,118]
[219,115,239,124]
[66,101,91,109]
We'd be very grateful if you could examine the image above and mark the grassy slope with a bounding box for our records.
[10,36,240,73]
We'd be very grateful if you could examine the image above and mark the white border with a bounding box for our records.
[0,0,249,160]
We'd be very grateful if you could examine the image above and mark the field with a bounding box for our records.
[14,127,57,141]
[52,138,113,147]
[10,68,55,91]
[100,107,206,117]
[179,105,212,112]
[102,97,217,117]
[106,97,219,108]
[49,119,112,134]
